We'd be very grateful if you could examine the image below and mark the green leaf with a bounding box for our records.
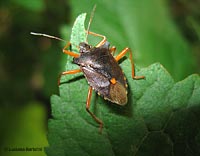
[45,13,200,156]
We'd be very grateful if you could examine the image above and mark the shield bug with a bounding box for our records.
[31,7,145,133]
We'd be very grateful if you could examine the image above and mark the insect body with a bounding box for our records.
[60,31,145,132]
[74,41,127,105]
[31,10,145,133]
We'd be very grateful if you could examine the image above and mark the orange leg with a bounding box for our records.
[86,86,103,133]
[87,31,107,47]
[86,31,119,56]
[109,46,116,56]
[115,48,145,79]
[63,42,79,58]
[86,31,117,55]
[58,69,82,85]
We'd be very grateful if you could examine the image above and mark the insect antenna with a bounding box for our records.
[30,32,66,42]
[85,4,97,43]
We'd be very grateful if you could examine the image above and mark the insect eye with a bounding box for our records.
[79,42,91,53]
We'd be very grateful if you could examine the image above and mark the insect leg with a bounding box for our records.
[115,48,145,79]
[63,42,79,58]
[86,86,103,133]
[109,46,116,56]
[87,31,107,47]
[58,69,82,85]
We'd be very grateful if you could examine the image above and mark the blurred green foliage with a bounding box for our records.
[0,0,199,156]
[0,0,70,156]
[0,102,48,156]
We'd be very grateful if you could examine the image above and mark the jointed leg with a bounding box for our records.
[115,48,145,79]
[109,46,116,56]
[63,42,79,58]
[87,31,107,47]
[86,31,117,56]
[58,69,82,85]
[86,86,103,133]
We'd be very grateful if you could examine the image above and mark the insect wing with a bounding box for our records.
[81,66,110,97]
